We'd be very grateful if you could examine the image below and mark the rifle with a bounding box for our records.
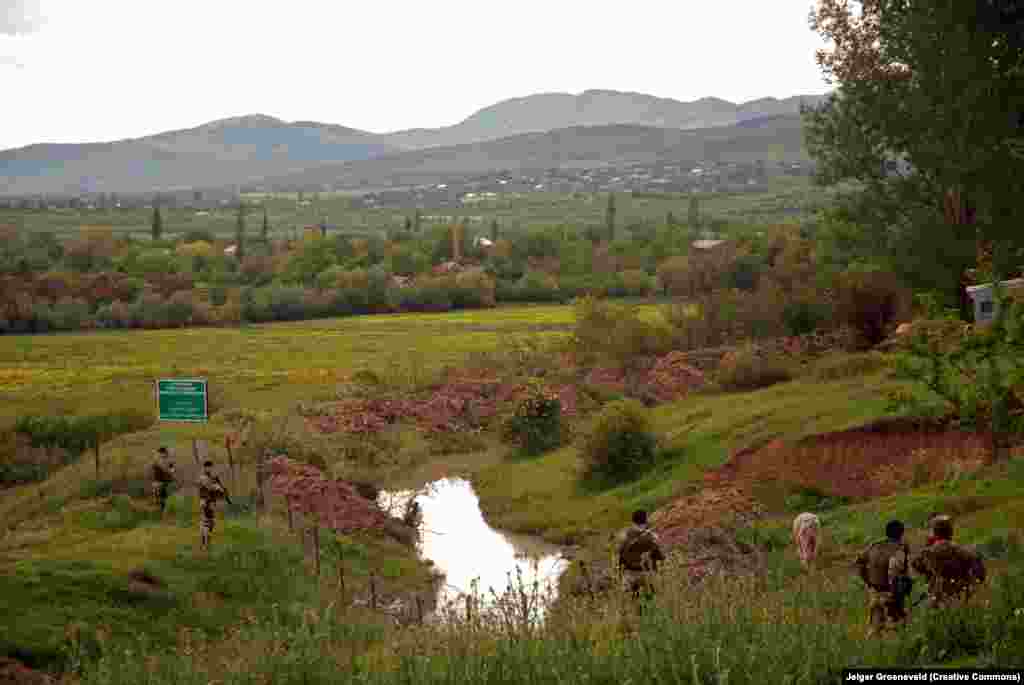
[211,473,234,506]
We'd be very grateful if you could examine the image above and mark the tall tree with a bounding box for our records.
[666,211,676,226]
[804,0,1024,314]
[490,219,499,242]
[605,193,616,242]
[235,201,247,261]
[413,209,422,233]
[151,199,163,241]
[404,216,412,232]
[261,207,270,243]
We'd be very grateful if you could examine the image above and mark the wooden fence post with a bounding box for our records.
[416,595,424,625]
[287,504,294,531]
[370,573,378,611]
[312,526,320,578]
[94,441,100,481]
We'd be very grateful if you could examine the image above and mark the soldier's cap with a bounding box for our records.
[157,446,169,455]
[932,517,953,539]
[203,460,214,468]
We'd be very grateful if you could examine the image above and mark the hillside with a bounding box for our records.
[0,116,399,196]
[0,90,827,197]
[257,114,811,191]
[378,90,828,149]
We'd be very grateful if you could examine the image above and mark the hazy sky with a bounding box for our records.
[0,0,831,151]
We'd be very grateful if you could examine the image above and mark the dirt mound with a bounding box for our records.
[654,419,993,550]
[0,658,54,685]
[725,421,990,499]
[675,526,763,582]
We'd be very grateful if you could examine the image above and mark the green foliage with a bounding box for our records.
[571,296,671,369]
[578,398,658,484]
[502,381,563,456]
[716,343,794,392]
[887,291,1024,458]
[782,299,832,337]
[784,485,850,513]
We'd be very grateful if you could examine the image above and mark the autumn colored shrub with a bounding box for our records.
[571,296,672,368]
[502,381,563,456]
[716,343,794,392]
[578,398,658,483]
[833,270,913,349]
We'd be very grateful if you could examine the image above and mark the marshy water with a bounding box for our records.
[379,477,568,617]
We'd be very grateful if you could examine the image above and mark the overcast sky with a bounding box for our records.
[1,0,831,151]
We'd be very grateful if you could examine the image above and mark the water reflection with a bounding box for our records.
[379,478,568,613]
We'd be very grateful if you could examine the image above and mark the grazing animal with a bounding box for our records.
[793,512,821,568]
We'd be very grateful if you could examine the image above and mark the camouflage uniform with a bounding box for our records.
[912,539,985,608]
[855,539,910,637]
[617,524,666,600]
[197,471,227,551]
[151,458,176,513]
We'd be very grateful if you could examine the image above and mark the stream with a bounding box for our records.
[379,477,568,617]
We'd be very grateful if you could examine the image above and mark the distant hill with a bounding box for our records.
[0,91,829,196]
[258,113,811,190]
[0,115,398,196]
[377,90,827,150]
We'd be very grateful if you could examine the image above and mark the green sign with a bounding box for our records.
[156,378,208,423]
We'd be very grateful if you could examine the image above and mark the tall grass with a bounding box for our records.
[73,548,1024,684]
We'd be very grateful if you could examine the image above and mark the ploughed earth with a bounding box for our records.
[652,418,996,573]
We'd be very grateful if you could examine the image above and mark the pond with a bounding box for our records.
[379,477,568,617]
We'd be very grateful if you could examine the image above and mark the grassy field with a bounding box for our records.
[2,298,1023,682]
[0,303,586,428]
[0,176,840,239]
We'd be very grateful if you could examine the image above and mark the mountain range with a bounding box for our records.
[0,90,829,196]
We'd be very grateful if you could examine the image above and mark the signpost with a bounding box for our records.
[155,379,209,496]
[155,379,209,423]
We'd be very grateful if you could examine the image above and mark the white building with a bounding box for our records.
[965,278,1024,326]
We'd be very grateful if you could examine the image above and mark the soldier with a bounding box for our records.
[912,517,986,608]
[617,509,666,602]
[197,460,230,553]
[925,514,951,547]
[855,520,912,637]
[151,447,177,514]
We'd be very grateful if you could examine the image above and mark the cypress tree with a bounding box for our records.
[261,207,270,243]
[235,201,247,260]
[606,193,616,242]
[151,200,163,241]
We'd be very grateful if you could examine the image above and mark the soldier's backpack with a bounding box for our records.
[859,539,912,596]
[620,528,663,572]
[152,461,174,483]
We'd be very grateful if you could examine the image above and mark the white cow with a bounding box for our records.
[792,512,821,569]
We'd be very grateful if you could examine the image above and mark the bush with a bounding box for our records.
[572,296,672,368]
[716,343,794,391]
[501,381,562,456]
[833,270,913,349]
[782,299,832,337]
[578,398,658,483]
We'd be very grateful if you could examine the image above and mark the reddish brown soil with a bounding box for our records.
[0,658,54,685]
[654,417,995,549]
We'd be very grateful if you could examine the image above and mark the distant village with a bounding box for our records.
[0,158,812,211]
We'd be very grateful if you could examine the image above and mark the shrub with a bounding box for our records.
[578,398,658,483]
[716,343,794,391]
[782,299,832,337]
[572,296,672,368]
[833,270,913,349]
[502,381,563,456]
